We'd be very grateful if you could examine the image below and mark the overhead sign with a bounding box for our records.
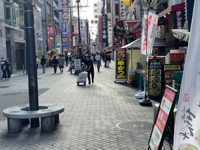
[142,0,158,8]
[174,1,200,150]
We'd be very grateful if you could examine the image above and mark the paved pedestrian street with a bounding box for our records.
[0,62,171,150]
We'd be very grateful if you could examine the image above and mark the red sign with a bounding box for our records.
[48,26,54,37]
[149,85,177,150]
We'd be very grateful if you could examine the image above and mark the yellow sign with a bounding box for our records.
[164,65,181,71]
[123,0,131,6]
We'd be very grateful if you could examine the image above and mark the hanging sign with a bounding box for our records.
[141,11,158,56]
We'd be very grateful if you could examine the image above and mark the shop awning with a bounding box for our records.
[171,29,190,42]
[158,2,185,18]
[121,38,174,49]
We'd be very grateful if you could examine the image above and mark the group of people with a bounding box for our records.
[0,57,11,80]
[38,54,65,74]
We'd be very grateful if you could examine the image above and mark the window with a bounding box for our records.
[46,2,51,15]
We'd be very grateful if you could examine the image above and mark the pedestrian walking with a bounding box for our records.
[4,59,11,80]
[51,56,58,73]
[85,56,94,84]
[95,52,101,72]
[1,57,4,79]
[40,55,47,73]
[36,56,39,70]
[65,54,68,66]
[1,57,6,80]
[57,54,65,73]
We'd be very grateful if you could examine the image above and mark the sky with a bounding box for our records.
[72,0,99,39]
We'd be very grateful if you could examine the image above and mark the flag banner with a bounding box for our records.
[174,1,200,150]
[141,11,158,56]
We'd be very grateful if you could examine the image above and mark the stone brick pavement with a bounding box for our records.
[0,62,172,150]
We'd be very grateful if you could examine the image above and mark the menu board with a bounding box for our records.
[148,85,177,150]
[164,65,181,86]
[148,57,164,99]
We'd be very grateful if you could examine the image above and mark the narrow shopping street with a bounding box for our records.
[0,62,172,150]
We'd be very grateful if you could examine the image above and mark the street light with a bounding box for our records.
[76,0,82,60]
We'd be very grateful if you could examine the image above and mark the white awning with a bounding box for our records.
[121,38,174,49]
[171,29,190,42]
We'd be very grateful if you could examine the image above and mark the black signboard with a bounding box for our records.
[102,14,108,48]
[148,57,165,99]
[115,49,127,83]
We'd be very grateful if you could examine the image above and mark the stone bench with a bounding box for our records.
[3,104,64,133]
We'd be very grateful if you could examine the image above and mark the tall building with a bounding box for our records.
[2,0,43,73]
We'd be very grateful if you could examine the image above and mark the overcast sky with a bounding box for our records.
[72,0,99,39]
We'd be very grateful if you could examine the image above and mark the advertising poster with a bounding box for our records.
[115,49,126,83]
[149,86,177,150]
[174,1,200,150]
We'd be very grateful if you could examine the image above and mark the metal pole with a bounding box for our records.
[77,0,82,59]
[86,20,89,52]
[42,0,47,56]
[69,7,73,54]
[24,0,39,128]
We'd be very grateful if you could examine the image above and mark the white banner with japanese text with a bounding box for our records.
[174,1,200,150]
[141,11,158,56]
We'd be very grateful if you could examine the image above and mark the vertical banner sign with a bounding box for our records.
[174,1,200,150]
[102,14,108,48]
[62,0,69,52]
[149,86,177,150]
[62,22,68,51]
[141,11,158,56]
[98,16,103,44]
[115,49,127,83]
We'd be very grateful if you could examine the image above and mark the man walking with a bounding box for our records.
[40,55,47,73]
[86,56,94,84]
[57,54,65,73]
[51,56,58,73]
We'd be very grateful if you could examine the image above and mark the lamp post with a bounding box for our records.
[24,0,39,127]
[76,0,82,60]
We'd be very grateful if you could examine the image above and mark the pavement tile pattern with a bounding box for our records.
[0,62,172,150]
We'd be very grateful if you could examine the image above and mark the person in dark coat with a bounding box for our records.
[51,56,58,73]
[40,55,47,73]
[65,54,68,66]
[85,56,94,84]
[4,59,11,80]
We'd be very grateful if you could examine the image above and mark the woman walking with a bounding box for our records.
[4,59,11,80]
